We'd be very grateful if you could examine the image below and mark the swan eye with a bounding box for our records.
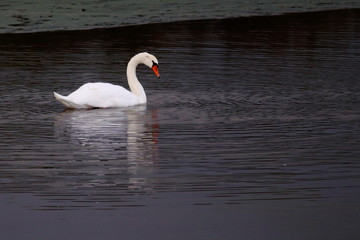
[152,60,159,68]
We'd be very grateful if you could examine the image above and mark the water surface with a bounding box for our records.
[0,9,360,240]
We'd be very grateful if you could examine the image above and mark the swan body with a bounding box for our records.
[54,52,160,109]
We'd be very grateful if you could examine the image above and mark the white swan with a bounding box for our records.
[53,52,160,109]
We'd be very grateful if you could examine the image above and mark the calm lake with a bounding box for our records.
[0,8,360,240]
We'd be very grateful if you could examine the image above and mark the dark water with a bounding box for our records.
[1,9,360,240]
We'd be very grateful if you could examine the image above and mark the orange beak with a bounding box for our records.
[152,65,160,78]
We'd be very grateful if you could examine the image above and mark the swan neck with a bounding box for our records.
[127,56,146,103]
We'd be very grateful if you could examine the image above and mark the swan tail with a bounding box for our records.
[53,91,88,109]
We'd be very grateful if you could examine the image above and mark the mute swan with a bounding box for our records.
[54,52,160,109]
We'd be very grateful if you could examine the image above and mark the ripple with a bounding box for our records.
[0,10,360,212]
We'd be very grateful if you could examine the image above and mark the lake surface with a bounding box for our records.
[1,8,360,240]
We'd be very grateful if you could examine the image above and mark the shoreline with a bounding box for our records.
[1,0,359,34]
[0,8,359,38]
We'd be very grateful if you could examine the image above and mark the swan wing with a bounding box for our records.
[56,83,140,108]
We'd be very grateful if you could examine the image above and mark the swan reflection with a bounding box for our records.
[54,106,159,192]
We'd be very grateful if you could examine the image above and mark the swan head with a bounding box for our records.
[139,52,160,78]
